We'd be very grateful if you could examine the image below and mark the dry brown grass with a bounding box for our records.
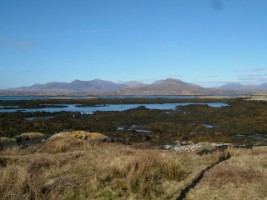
[94,151,188,199]
[36,137,87,153]
[0,165,46,200]
[0,137,226,200]
[186,147,267,200]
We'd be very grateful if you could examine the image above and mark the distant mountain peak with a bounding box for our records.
[105,78,209,95]
[151,78,204,89]
[1,78,267,96]
[219,82,244,89]
[219,82,254,90]
[72,79,82,83]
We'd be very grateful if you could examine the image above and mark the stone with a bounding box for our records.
[173,143,203,152]
[163,145,174,150]
[49,130,110,142]
[16,132,48,147]
[88,132,109,142]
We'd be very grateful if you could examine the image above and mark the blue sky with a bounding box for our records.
[1,0,267,89]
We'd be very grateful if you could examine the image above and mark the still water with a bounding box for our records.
[0,102,228,114]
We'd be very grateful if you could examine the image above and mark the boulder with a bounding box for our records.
[15,132,48,148]
[173,143,203,152]
[162,145,174,150]
[49,131,109,142]
[1,133,48,150]
[86,132,109,142]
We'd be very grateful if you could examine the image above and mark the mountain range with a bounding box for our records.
[1,78,267,96]
[219,82,267,91]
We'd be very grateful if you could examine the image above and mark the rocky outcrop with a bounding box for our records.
[0,131,111,150]
[15,132,47,148]
[0,132,48,150]
[48,130,110,142]
[162,141,232,153]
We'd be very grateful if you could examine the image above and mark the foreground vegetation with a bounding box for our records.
[187,147,267,200]
[0,138,266,200]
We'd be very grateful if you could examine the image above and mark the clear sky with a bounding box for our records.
[1,0,267,89]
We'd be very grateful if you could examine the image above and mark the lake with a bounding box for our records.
[0,102,228,114]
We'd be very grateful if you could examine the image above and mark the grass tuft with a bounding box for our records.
[0,137,265,200]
